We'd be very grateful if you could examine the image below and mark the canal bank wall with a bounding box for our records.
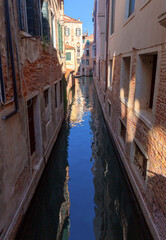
[93,77,162,240]
[0,0,65,239]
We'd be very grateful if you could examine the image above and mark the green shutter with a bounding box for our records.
[42,1,50,42]
[66,52,71,61]
[58,22,63,52]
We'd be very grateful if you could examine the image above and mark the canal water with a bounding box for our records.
[16,77,153,240]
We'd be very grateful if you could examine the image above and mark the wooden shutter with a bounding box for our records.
[58,22,63,52]
[42,1,50,41]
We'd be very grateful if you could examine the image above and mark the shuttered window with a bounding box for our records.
[66,52,71,61]
[65,28,70,36]
[42,1,50,42]
[58,22,63,52]
[76,28,81,36]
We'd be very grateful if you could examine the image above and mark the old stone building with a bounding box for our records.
[64,15,83,75]
[0,0,65,239]
[93,0,166,240]
[81,34,94,76]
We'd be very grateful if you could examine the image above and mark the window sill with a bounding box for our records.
[134,109,153,130]
[120,97,129,108]
[20,31,37,41]
[140,0,151,11]
[109,33,114,40]
[123,12,135,27]
[107,86,113,92]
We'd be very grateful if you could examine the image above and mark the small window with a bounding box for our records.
[77,44,80,56]
[77,59,81,65]
[86,49,90,57]
[82,60,85,64]
[65,28,70,36]
[86,59,89,66]
[110,0,116,35]
[60,80,63,104]
[120,56,131,102]
[86,40,90,46]
[44,89,49,108]
[108,102,112,117]
[120,120,126,142]
[55,83,57,108]
[135,53,158,111]
[66,52,71,61]
[134,142,147,180]
[76,28,81,36]
[82,68,85,72]
[128,0,135,17]
[108,60,113,88]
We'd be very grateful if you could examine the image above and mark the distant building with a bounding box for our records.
[81,34,94,76]
[64,15,83,75]
[93,0,166,239]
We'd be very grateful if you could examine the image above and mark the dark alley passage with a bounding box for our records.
[16,77,153,240]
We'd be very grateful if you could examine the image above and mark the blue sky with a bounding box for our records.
[64,0,94,35]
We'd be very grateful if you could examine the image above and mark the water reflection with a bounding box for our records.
[16,77,153,240]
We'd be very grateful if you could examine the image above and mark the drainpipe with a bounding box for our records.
[2,0,19,120]
[105,0,110,92]
[0,50,6,103]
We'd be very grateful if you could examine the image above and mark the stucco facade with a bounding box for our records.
[0,0,65,239]
[93,0,166,240]
[64,15,83,75]
[82,34,94,76]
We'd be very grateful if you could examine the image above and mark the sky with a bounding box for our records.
[64,0,94,35]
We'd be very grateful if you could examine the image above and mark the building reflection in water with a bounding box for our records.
[89,78,152,240]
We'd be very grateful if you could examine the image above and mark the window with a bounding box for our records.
[51,12,56,48]
[108,60,113,88]
[19,0,41,36]
[82,68,85,72]
[60,80,63,104]
[127,0,135,17]
[55,83,57,108]
[110,0,116,35]
[77,43,80,56]
[77,59,81,65]
[65,28,70,36]
[76,28,81,36]
[42,1,50,41]
[134,142,147,180]
[86,59,89,65]
[135,53,158,111]
[44,89,49,108]
[83,38,85,44]
[82,60,85,64]
[120,120,126,142]
[120,56,131,102]
[66,52,71,61]
[86,40,90,46]
[108,102,112,117]
[87,49,90,56]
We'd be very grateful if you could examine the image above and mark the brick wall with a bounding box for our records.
[94,44,166,240]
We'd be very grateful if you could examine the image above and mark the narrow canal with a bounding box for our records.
[16,77,153,240]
